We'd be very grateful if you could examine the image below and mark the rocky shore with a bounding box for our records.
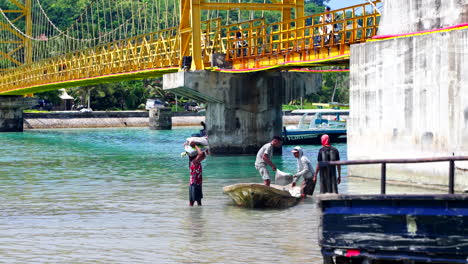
[24,111,302,129]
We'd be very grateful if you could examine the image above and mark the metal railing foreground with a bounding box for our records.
[323,156,468,195]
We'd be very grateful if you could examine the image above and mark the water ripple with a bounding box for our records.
[0,128,439,263]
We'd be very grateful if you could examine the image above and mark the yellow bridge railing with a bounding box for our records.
[0,1,380,95]
[224,1,380,69]
[0,26,181,95]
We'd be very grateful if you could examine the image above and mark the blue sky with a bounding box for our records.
[327,0,367,10]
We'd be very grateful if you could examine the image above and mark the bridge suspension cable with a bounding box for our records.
[0,6,45,41]
[1,0,363,71]
[0,0,184,68]
[33,0,135,42]
[0,0,386,95]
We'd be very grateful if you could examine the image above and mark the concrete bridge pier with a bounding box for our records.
[0,96,36,132]
[149,107,172,130]
[164,71,321,154]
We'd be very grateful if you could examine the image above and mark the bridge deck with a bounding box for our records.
[0,1,380,95]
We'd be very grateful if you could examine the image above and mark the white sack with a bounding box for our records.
[275,169,293,186]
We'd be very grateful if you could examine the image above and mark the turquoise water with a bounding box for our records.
[0,127,436,263]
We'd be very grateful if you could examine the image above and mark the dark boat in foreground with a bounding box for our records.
[223,183,301,208]
[317,156,468,264]
[318,194,468,264]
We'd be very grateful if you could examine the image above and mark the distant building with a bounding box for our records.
[57,89,74,111]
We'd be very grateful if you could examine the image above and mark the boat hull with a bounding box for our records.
[318,194,468,263]
[282,129,346,145]
[223,183,300,208]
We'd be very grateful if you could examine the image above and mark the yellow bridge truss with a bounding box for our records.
[0,0,32,67]
[0,0,380,95]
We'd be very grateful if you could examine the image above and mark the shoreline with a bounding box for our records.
[23,111,303,129]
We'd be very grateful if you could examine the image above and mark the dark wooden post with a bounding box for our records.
[449,160,455,194]
[381,162,386,194]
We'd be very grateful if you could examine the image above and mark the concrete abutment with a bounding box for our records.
[349,0,468,190]
[0,96,36,132]
[164,71,321,154]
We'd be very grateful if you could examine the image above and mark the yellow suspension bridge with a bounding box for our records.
[0,0,381,95]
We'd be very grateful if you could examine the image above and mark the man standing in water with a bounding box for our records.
[291,146,316,197]
[189,142,206,206]
[199,121,206,136]
[255,136,283,186]
[313,134,341,193]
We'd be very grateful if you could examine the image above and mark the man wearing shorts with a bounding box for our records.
[254,136,283,186]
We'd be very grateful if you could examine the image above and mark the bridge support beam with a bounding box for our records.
[164,71,321,154]
[0,96,35,132]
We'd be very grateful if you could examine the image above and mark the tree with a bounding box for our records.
[305,71,350,104]
[34,90,61,106]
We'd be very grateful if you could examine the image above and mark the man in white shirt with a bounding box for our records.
[291,146,316,197]
[255,136,283,186]
[319,6,333,43]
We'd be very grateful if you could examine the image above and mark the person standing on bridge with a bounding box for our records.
[313,134,341,193]
[234,31,248,57]
[319,6,333,43]
[188,141,206,206]
[255,136,283,186]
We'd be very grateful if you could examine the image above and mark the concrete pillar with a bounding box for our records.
[204,74,284,154]
[149,107,172,130]
[0,96,35,132]
[349,1,468,189]
[163,71,321,154]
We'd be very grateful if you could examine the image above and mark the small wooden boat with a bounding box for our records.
[223,183,301,209]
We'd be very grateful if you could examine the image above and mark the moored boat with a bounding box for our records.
[223,183,301,208]
[283,109,348,145]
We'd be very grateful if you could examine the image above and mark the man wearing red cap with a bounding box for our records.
[313,134,341,193]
